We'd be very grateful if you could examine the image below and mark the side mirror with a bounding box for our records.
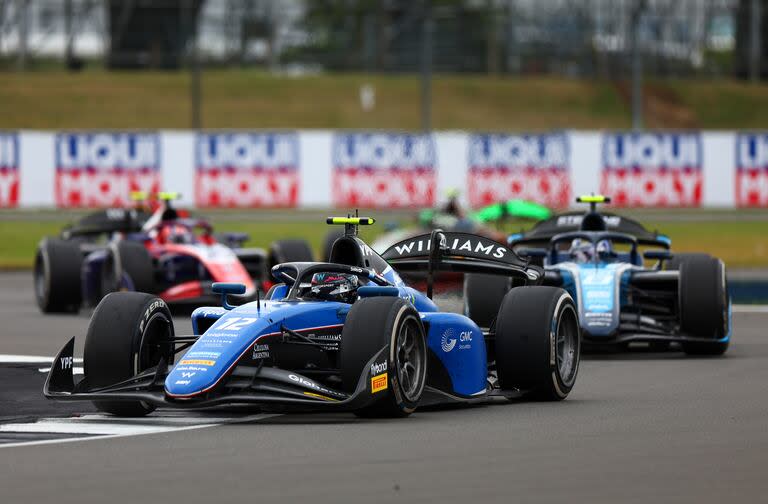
[643,250,672,261]
[212,282,246,310]
[517,247,548,258]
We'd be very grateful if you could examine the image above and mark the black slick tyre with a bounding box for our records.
[34,237,83,313]
[495,286,580,400]
[665,252,710,271]
[84,292,174,416]
[104,241,155,295]
[464,273,511,328]
[341,297,427,417]
[322,230,345,261]
[679,256,730,356]
[269,239,314,267]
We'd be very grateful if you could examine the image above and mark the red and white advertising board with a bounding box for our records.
[55,133,161,208]
[0,133,19,208]
[332,133,437,208]
[467,133,570,208]
[195,133,299,208]
[735,133,768,207]
[601,133,703,207]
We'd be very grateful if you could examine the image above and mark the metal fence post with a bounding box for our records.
[420,0,433,132]
[750,0,761,82]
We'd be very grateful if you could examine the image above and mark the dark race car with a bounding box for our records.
[34,193,313,313]
[464,195,730,355]
[44,216,580,417]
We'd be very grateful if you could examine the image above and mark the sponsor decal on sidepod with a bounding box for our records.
[441,328,473,353]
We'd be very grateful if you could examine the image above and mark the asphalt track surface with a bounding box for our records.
[0,271,767,503]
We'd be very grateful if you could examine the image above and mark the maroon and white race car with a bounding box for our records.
[34,194,314,313]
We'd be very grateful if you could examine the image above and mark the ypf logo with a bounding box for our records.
[468,133,570,208]
[55,133,160,208]
[736,133,768,207]
[196,133,299,208]
[332,133,436,208]
[601,133,702,207]
[0,133,19,208]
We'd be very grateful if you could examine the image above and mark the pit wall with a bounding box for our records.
[0,130,765,209]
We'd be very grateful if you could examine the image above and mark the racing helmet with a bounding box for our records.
[569,238,595,263]
[596,239,614,258]
[160,224,193,244]
[307,272,359,304]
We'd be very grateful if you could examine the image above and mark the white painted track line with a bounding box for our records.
[37,366,83,374]
[0,413,282,449]
[0,355,83,364]
[0,421,192,435]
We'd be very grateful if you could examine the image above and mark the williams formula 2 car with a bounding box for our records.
[465,195,730,355]
[44,216,580,417]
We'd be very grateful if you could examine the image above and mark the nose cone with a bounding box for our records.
[163,299,347,398]
[164,307,277,398]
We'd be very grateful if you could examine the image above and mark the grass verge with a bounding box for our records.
[3,70,768,130]
[1,215,765,269]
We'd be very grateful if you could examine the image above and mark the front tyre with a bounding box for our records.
[665,252,711,271]
[495,287,580,400]
[680,256,730,356]
[341,297,427,417]
[84,292,174,416]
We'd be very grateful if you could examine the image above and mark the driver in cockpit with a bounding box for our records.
[568,238,615,263]
[302,272,362,304]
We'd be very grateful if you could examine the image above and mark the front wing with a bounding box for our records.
[44,337,387,412]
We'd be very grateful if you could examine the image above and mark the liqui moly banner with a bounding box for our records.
[601,133,703,207]
[55,133,161,208]
[333,133,437,208]
[735,133,768,207]
[0,133,19,208]
[467,133,570,208]
[195,133,299,207]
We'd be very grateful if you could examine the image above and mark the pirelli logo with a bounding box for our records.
[179,359,216,366]
[371,373,388,394]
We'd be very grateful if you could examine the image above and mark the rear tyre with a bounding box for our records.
[341,297,427,417]
[84,292,174,416]
[495,287,580,400]
[322,230,345,261]
[34,238,83,313]
[269,239,314,267]
[463,273,511,328]
[103,241,155,295]
[679,256,730,356]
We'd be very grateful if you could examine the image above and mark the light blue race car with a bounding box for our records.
[465,195,730,356]
[45,216,581,418]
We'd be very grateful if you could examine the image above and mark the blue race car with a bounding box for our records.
[44,216,580,417]
[465,195,730,356]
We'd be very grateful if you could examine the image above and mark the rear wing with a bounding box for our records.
[61,208,150,238]
[382,230,542,296]
[507,212,671,249]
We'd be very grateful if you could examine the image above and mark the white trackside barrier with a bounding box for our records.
[3,130,766,209]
